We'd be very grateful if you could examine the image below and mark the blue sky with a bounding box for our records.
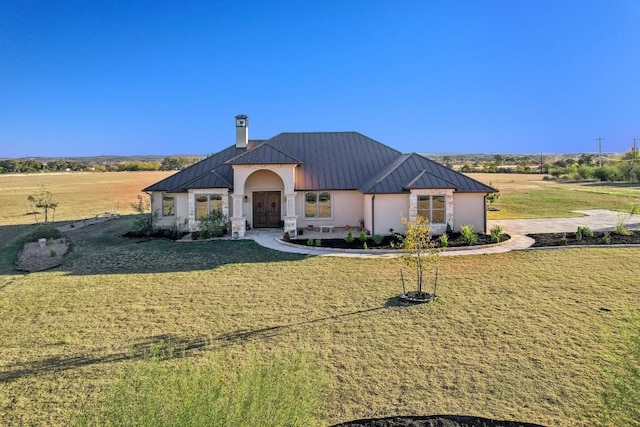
[1,1,639,157]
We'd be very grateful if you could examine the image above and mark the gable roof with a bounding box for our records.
[144,142,261,192]
[359,153,496,194]
[226,142,301,165]
[144,132,496,194]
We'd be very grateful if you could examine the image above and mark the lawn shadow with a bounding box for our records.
[0,334,209,383]
[0,216,310,277]
[1,298,413,383]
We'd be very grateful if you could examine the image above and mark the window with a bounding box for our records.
[195,194,222,219]
[417,195,445,224]
[305,192,331,218]
[162,193,175,217]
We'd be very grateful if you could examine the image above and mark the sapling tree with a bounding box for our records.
[27,185,58,223]
[399,216,441,298]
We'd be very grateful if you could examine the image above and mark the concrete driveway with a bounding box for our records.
[488,209,640,235]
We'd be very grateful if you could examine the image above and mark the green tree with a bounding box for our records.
[27,185,58,223]
[160,156,201,171]
[400,216,441,296]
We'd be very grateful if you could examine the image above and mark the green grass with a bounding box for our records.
[78,350,324,427]
[1,217,639,426]
[600,314,640,426]
[465,173,640,219]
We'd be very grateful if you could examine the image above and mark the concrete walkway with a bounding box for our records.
[247,209,640,258]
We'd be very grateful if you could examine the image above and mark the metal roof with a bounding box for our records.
[144,133,496,194]
[226,142,301,165]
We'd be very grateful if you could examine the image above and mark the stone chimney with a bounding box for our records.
[235,114,248,148]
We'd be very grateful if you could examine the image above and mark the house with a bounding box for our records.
[144,115,496,237]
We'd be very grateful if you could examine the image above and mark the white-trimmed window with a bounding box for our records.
[162,193,175,217]
[305,191,331,218]
[417,195,445,223]
[195,194,222,219]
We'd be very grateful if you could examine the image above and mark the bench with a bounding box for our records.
[319,225,334,233]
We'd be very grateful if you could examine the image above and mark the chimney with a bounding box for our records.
[235,114,248,148]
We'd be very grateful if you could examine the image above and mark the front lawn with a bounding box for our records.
[0,217,638,425]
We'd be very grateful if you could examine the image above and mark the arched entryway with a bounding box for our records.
[245,170,285,229]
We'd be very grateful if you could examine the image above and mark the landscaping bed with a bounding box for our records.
[288,232,509,249]
[331,415,545,427]
[528,230,640,247]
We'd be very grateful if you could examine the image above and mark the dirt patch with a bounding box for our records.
[528,230,640,247]
[17,239,69,272]
[331,415,545,427]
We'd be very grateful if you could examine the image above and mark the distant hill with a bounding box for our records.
[0,155,204,163]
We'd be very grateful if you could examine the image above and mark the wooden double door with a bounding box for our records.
[252,191,281,228]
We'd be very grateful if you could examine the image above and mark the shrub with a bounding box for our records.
[363,242,368,249]
[603,231,611,244]
[576,226,594,240]
[490,224,504,243]
[132,214,155,236]
[446,223,453,234]
[28,225,62,242]
[460,224,477,246]
[344,229,354,243]
[314,239,321,247]
[358,230,367,243]
[373,234,384,245]
[49,249,57,257]
[439,233,448,247]
[306,237,314,246]
[198,212,228,239]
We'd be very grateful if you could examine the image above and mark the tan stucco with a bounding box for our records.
[295,190,363,229]
[453,192,487,233]
[366,194,410,235]
[230,164,297,236]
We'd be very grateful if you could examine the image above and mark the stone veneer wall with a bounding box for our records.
[187,188,230,231]
[408,189,454,235]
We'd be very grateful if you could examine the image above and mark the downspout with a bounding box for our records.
[483,194,487,234]
[371,195,375,235]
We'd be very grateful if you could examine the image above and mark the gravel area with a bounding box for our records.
[16,239,69,272]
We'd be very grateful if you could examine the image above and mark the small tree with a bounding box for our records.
[399,216,441,299]
[27,185,58,223]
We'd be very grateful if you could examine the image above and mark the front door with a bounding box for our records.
[253,191,281,228]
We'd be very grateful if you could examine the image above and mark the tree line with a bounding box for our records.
[454,149,640,182]
[0,156,202,174]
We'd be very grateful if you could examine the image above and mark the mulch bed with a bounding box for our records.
[527,230,640,247]
[330,415,546,427]
[17,239,70,272]
[288,233,509,250]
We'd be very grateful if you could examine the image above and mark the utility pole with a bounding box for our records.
[596,137,605,167]
[633,138,638,167]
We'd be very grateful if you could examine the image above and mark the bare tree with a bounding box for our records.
[27,186,58,223]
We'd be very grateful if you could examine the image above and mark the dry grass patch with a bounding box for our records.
[0,171,173,226]
[0,218,638,426]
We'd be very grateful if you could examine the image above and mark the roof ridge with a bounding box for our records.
[404,169,459,189]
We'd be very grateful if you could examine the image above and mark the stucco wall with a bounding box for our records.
[369,194,410,235]
[295,190,363,229]
[453,193,487,233]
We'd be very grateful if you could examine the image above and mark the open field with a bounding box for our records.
[468,173,640,220]
[0,171,174,226]
[0,172,639,426]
